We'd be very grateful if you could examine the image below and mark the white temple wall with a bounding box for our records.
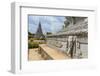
[46,17,88,58]
[46,35,88,58]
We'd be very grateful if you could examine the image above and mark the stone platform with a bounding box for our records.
[39,44,70,60]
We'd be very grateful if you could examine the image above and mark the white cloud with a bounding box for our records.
[28,15,65,34]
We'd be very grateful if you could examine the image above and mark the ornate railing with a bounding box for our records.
[63,21,88,32]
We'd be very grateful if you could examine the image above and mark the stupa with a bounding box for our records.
[34,22,45,39]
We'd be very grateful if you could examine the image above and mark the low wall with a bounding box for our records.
[46,34,88,58]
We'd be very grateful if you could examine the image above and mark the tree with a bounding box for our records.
[46,32,52,35]
[28,32,34,39]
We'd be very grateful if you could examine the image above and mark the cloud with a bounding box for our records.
[28,15,65,34]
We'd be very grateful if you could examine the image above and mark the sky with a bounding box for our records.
[28,15,66,34]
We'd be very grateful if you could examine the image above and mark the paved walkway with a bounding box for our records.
[28,48,44,61]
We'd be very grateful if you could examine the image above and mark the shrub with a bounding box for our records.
[33,38,45,40]
[28,42,39,49]
[29,38,34,42]
[28,42,33,49]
